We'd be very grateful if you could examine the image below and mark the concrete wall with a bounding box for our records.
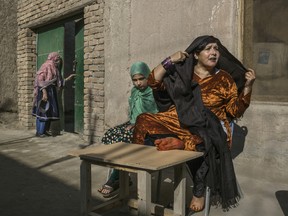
[234,102,288,183]
[104,0,243,127]
[0,0,18,112]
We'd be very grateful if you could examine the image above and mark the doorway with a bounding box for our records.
[36,17,84,134]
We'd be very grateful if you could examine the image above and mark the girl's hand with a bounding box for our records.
[125,124,135,130]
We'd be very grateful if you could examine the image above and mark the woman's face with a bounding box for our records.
[132,74,148,90]
[194,42,220,69]
[54,57,62,67]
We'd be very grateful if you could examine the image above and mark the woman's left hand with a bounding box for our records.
[42,89,48,102]
[244,68,256,87]
[65,74,76,81]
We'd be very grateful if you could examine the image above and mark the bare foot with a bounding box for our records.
[155,137,184,150]
[189,195,205,212]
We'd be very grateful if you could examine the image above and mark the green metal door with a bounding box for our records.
[74,19,84,133]
[37,26,64,70]
[37,25,65,133]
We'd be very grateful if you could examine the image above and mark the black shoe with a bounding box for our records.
[35,133,47,138]
[44,131,52,136]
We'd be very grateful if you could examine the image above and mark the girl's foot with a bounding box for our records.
[98,180,120,198]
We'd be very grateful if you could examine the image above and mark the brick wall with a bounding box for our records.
[83,2,105,143]
[16,28,37,128]
[17,0,105,142]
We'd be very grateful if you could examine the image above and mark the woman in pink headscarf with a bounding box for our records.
[32,52,74,137]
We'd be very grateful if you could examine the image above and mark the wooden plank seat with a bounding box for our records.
[70,142,205,216]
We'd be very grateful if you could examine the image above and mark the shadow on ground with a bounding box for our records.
[0,153,81,216]
[275,190,288,216]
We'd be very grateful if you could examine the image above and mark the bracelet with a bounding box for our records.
[161,56,174,71]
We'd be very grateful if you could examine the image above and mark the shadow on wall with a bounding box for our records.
[231,123,248,159]
[78,88,97,149]
[0,98,16,112]
[88,88,97,146]
[275,190,288,216]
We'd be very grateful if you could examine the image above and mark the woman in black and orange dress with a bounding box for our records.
[132,35,256,213]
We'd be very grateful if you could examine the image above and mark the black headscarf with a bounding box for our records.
[185,35,247,92]
[154,35,245,210]
[160,35,247,127]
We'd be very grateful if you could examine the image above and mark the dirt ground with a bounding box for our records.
[1,111,287,216]
[0,111,139,216]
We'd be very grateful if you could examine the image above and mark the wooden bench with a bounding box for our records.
[70,142,204,216]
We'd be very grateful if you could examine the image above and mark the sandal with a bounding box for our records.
[98,180,120,198]
[98,178,133,198]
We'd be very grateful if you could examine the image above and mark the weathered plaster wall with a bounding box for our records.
[104,0,132,128]
[104,0,243,127]
[104,0,288,178]
[0,0,18,112]
[234,102,288,183]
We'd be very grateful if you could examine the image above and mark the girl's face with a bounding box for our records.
[132,74,148,90]
[194,43,220,69]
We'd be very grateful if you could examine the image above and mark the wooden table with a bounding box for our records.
[72,142,203,216]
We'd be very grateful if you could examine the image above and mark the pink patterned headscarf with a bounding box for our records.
[33,52,62,104]
[47,52,60,61]
[36,52,61,81]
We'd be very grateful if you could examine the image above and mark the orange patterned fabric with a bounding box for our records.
[133,105,203,151]
[194,70,251,146]
[133,69,251,150]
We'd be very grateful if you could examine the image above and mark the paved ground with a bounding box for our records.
[0,112,287,216]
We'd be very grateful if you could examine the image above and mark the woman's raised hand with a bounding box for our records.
[243,68,256,95]
[170,51,189,64]
[244,68,256,87]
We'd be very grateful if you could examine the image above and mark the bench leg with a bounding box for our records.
[174,164,186,216]
[151,170,162,203]
[80,160,92,216]
[137,170,151,216]
[106,168,113,181]
[204,186,211,216]
[119,170,130,199]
